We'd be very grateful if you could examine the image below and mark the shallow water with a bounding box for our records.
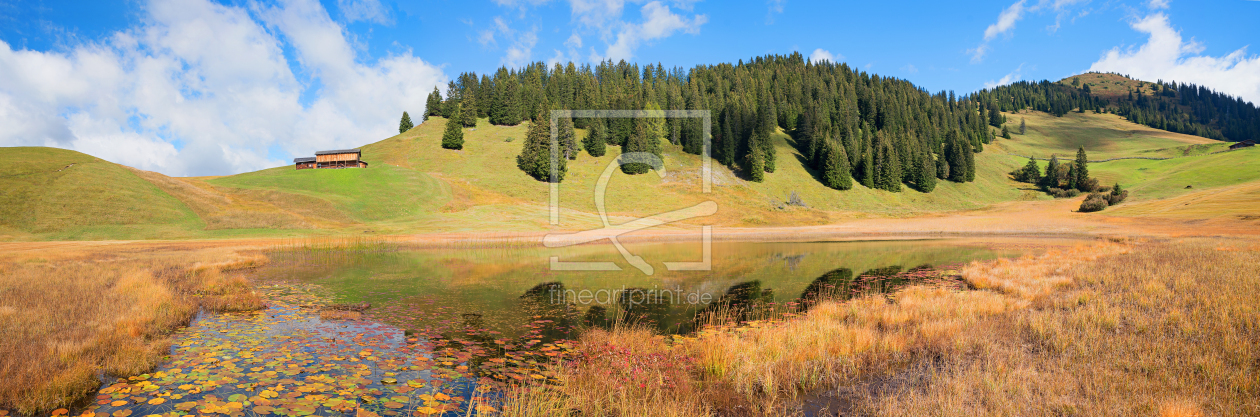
[80,239,1042,417]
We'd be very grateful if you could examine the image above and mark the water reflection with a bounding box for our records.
[77,240,1036,417]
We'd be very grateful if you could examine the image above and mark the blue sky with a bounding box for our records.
[1,0,1257,176]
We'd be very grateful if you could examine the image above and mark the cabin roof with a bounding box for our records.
[294,157,316,163]
[315,149,362,156]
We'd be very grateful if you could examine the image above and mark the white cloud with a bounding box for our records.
[984,64,1025,89]
[1088,13,1260,104]
[0,0,446,176]
[568,0,627,32]
[484,17,538,68]
[1147,0,1170,9]
[971,0,1027,62]
[490,0,705,64]
[809,48,841,64]
[336,0,391,24]
[984,1,1027,41]
[603,1,706,62]
[766,0,786,24]
[1037,0,1089,33]
[970,0,1092,62]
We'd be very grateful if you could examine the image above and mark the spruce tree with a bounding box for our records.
[621,118,661,175]
[1015,157,1041,183]
[442,105,464,150]
[757,96,777,174]
[558,116,577,160]
[719,110,736,166]
[583,119,607,157]
[745,143,765,182]
[1066,164,1078,190]
[763,131,777,173]
[945,130,968,183]
[936,153,949,180]
[1041,156,1061,189]
[859,126,875,188]
[644,101,666,146]
[822,136,852,190]
[461,93,478,127]
[964,140,975,182]
[426,87,442,117]
[517,109,564,182]
[399,111,414,134]
[915,152,937,192]
[1019,117,1026,135]
[1074,147,1090,190]
[442,81,459,119]
[1001,125,1011,139]
[875,131,901,192]
[860,146,874,188]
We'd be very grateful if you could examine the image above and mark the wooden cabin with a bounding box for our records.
[1230,140,1256,150]
[315,149,368,169]
[294,157,316,170]
[293,149,368,170]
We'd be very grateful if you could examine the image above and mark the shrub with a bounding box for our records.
[1078,177,1100,193]
[1047,188,1080,198]
[1079,193,1109,212]
[1108,189,1129,206]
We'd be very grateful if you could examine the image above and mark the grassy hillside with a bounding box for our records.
[360,116,1030,227]
[0,147,202,240]
[996,111,1220,160]
[2,108,1255,240]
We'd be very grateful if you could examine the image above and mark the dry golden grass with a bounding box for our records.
[961,241,1130,301]
[502,239,1260,416]
[0,247,267,414]
[851,239,1260,416]
[501,325,745,416]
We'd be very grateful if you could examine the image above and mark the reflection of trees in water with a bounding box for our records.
[692,280,776,329]
[518,281,578,342]
[500,263,952,340]
[796,263,945,310]
[798,267,853,308]
[582,305,610,329]
[615,287,674,333]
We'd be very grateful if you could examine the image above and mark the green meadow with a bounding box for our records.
[1,110,1255,241]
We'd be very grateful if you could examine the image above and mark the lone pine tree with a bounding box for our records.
[399,111,413,134]
[442,105,464,150]
[517,109,564,182]
[1074,147,1090,190]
